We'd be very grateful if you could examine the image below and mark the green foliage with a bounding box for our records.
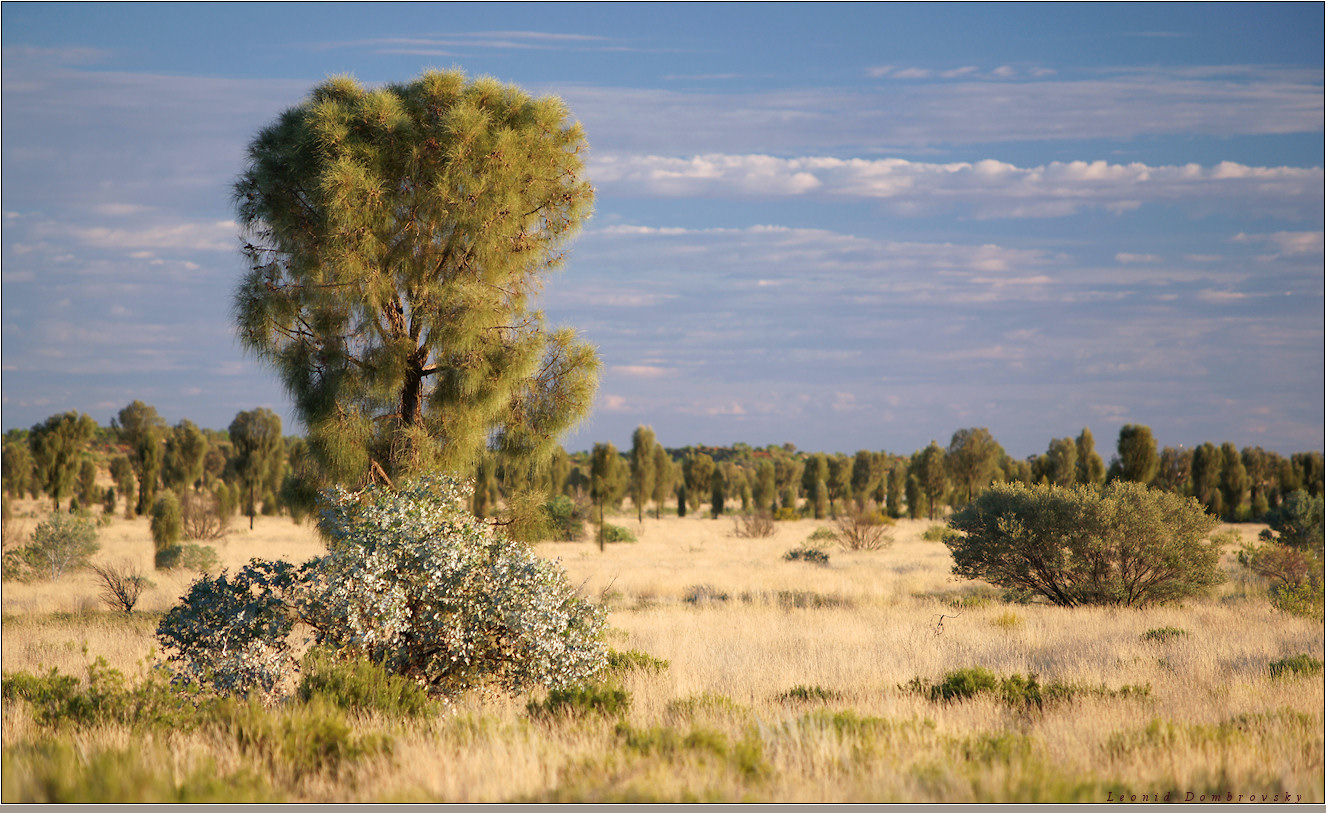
[297,648,432,718]
[604,649,670,678]
[806,526,838,544]
[905,667,1151,709]
[614,722,770,781]
[149,492,182,553]
[1269,581,1325,619]
[629,426,657,523]
[541,494,587,541]
[1268,653,1324,679]
[600,522,636,543]
[777,684,843,704]
[527,684,630,719]
[783,546,830,565]
[21,510,99,581]
[946,481,1222,607]
[233,71,598,484]
[28,412,97,510]
[1141,626,1188,643]
[1265,490,1324,552]
[920,524,957,542]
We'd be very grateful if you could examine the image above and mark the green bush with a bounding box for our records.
[1269,653,1324,680]
[542,494,586,542]
[905,667,1150,709]
[297,648,432,718]
[527,684,630,719]
[783,546,829,565]
[920,524,958,543]
[1269,581,1325,619]
[21,511,99,581]
[605,649,670,678]
[149,493,182,557]
[806,526,838,544]
[601,523,636,543]
[1264,491,1324,552]
[1141,626,1188,643]
[777,684,842,704]
[926,666,1000,703]
[946,481,1222,607]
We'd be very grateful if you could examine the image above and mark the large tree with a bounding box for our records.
[232,70,598,488]
[163,419,209,492]
[1110,424,1159,486]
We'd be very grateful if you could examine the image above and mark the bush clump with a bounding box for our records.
[19,511,100,581]
[834,510,893,551]
[599,522,636,543]
[783,546,830,565]
[946,481,1222,607]
[541,494,587,542]
[1141,626,1188,644]
[156,476,607,701]
[527,684,630,719]
[1269,653,1324,680]
[297,648,432,717]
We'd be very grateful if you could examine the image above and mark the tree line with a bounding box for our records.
[3,406,1322,535]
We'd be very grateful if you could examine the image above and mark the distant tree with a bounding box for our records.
[109,455,137,519]
[945,427,1003,506]
[29,411,97,510]
[885,458,906,518]
[913,442,948,520]
[1110,424,1159,486]
[1218,442,1249,519]
[229,408,283,530]
[76,459,100,508]
[629,426,657,522]
[682,451,714,514]
[2,441,35,500]
[710,465,726,518]
[1190,442,1223,515]
[471,453,501,519]
[675,483,688,518]
[802,453,828,519]
[163,419,209,492]
[752,460,777,515]
[826,454,853,514]
[905,472,925,520]
[1153,446,1192,495]
[1291,451,1324,498]
[232,70,598,488]
[549,447,572,498]
[651,444,673,520]
[590,442,625,550]
[113,401,166,516]
[1074,427,1106,488]
[851,450,875,510]
[1241,446,1277,518]
[1041,437,1078,487]
[774,456,803,512]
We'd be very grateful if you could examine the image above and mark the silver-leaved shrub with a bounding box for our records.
[156,475,607,700]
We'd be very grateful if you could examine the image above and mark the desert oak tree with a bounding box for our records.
[233,71,598,487]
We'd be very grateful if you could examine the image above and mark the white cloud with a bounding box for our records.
[611,365,674,378]
[1232,231,1325,256]
[590,154,1323,219]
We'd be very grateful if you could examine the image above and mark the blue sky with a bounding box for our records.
[2,2,1322,459]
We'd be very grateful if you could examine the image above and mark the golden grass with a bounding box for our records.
[2,501,1322,802]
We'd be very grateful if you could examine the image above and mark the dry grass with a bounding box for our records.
[2,500,1322,803]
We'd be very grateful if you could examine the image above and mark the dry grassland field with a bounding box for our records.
[2,495,1322,803]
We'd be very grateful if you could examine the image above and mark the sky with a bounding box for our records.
[2,2,1323,460]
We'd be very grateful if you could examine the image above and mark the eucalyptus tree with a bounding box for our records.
[590,442,625,550]
[1041,437,1078,487]
[232,70,598,489]
[109,456,136,519]
[913,441,949,520]
[802,453,828,519]
[1190,442,1223,515]
[2,441,35,501]
[629,426,657,522]
[163,419,209,492]
[682,451,714,514]
[29,411,97,510]
[1218,442,1249,519]
[752,460,776,515]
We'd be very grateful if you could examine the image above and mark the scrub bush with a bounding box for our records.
[156,475,607,701]
[945,481,1221,607]
[21,511,99,581]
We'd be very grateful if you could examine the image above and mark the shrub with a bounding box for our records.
[925,666,1000,703]
[167,475,606,700]
[21,511,99,581]
[1269,653,1324,680]
[773,506,799,522]
[946,481,1222,607]
[527,684,630,719]
[778,684,842,704]
[783,546,829,565]
[605,649,670,678]
[921,524,958,543]
[600,522,636,543]
[541,494,587,542]
[834,510,893,551]
[92,560,152,613]
[683,584,730,605]
[150,493,183,558]
[1141,626,1188,644]
[297,647,432,717]
[1264,491,1324,552]
[806,526,838,545]
[733,512,777,539]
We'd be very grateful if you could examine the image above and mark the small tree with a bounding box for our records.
[92,560,151,613]
[29,411,97,510]
[946,481,1221,607]
[23,511,99,581]
[150,492,183,569]
[650,443,673,520]
[629,426,657,523]
[710,465,726,518]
